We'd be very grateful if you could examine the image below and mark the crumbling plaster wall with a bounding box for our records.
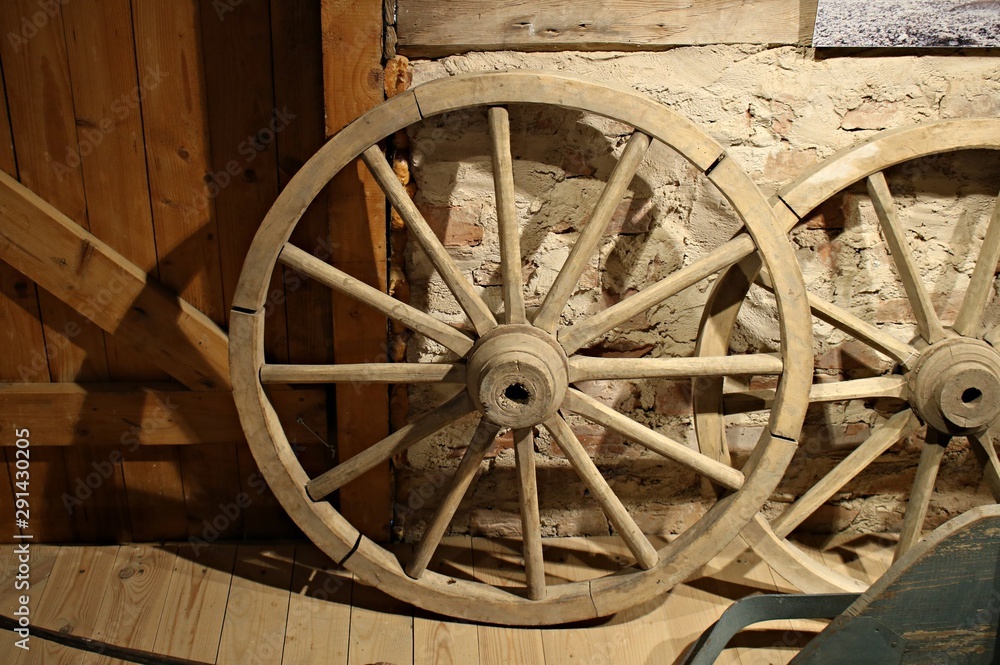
[392,46,1000,542]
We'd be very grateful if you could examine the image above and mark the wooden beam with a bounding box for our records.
[396,0,817,56]
[0,171,231,392]
[322,0,393,541]
[0,383,327,447]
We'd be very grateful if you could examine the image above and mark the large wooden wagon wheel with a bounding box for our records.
[695,119,1000,594]
[229,72,812,624]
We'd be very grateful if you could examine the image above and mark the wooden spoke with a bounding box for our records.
[954,191,1000,337]
[895,429,949,562]
[569,353,782,383]
[279,244,474,356]
[534,131,652,333]
[306,391,474,501]
[544,415,659,570]
[772,409,922,538]
[489,107,527,325]
[560,234,757,355]
[867,172,947,344]
[514,427,546,600]
[723,375,910,415]
[562,389,745,491]
[407,418,501,579]
[361,145,497,335]
[260,363,465,384]
[970,428,1000,502]
[758,269,919,368]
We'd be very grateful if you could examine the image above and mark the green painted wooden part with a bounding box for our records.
[793,504,1000,664]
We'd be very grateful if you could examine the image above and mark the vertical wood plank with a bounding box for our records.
[60,0,166,543]
[0,0,107,384]
[87,545,177,665]
[282,544,353,665]
[200,0,293,540]
[200,0,286,354]
[0,61,39,546]
[152,544,237,662]
[0,0,108,543]
[271,0,335,482]
[216,545,295,665]
[131,0,238,541]
[15,546,120,665]
[272,0,333,365]
[321,0,392,542]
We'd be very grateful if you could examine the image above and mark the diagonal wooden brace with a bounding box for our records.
[0,171,230,391]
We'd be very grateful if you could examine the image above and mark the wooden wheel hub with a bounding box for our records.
[908,338,1000,434]
[466,325,568,428]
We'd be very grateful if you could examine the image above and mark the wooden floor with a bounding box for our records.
[0,535,893,665]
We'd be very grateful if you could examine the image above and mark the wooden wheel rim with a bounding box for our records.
[695,118,1000,594]
[230,72,812,624]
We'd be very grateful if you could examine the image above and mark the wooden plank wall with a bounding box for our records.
[395,0,818,55]
[321,0,393,541]
[0,0,339,543]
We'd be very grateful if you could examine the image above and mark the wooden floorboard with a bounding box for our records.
[216,545,295,665]
[348,543,414,665]
[85,545,177,665]
[539,538,615,665]
[16,546,120,664]
[0,545,59,662]
[471,537,545,665]
[282,544,353,665]
[152,544,236,663]
[0,536,890,664]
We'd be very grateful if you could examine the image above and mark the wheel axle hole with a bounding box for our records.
[963,387,983,404]
[505,383,531,405]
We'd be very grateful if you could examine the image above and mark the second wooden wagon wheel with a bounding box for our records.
[695,119,1000,593]
[229,72,812,624]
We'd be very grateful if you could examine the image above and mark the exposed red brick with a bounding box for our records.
[816,340,896,372]
[418,203,485,247]
[763,147,819,187]
[803,196,850,230]
[552,197,654,235]
[561,147,596,177]
[654,380,693,417]
[550,423,628,458]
